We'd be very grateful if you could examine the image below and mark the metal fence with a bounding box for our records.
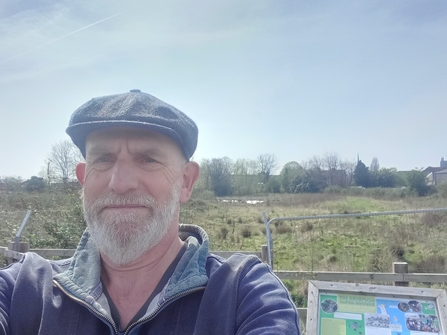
[263,207,447,268]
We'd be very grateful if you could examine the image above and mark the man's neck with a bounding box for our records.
[100,223,184,328]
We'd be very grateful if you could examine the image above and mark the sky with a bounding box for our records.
[1,0,446,179]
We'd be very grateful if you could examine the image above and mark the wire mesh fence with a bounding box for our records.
[265,208,447,274]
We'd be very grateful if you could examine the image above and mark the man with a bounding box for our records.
[0,90,300,334]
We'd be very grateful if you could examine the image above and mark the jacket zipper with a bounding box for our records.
[54,279,206,335]
[53,279,119,335]
[123,286,206,335]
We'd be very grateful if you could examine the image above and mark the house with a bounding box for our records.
[426,169,447,186]
[424,158,447,186]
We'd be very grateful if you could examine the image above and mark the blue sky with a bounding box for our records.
[1,0,446,179]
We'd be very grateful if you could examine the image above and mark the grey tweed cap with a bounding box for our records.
[66,89,198,160]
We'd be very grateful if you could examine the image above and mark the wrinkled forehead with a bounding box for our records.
[85,126,184,158]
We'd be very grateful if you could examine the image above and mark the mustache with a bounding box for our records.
[85,193,157,211]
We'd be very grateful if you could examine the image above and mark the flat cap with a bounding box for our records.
[66,89,198,160]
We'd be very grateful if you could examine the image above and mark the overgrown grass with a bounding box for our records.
[3,188,447,312]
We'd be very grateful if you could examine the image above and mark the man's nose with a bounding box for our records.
[108,159,139,194]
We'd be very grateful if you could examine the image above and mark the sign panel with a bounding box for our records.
[307,281,447,335]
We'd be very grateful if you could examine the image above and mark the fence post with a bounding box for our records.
[393,262,408,287]
[14,210,32,251]
[6,242,29,265]
[262,212,274,267]
[261,245,268,263]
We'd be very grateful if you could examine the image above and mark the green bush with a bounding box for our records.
[324,185,343,194]
[240,227,252,238]
[407,170,430,196]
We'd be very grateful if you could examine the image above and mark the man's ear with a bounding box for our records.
[76,162,86,186]
[180,161,200,203]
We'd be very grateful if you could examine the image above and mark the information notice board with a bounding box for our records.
[307,281,447,335]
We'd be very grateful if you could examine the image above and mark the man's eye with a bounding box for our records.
[98,157,111,163]
[144,157,156,163]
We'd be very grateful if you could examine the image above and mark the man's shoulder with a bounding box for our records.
[205,252,267,280]
[0,252,71,280]
[201,252,301,334]
[207,252,261,267]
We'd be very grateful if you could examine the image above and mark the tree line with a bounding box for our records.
[196,153,430,197]
[1,141,431,196]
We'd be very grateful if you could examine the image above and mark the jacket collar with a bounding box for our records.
[53,224,209,306]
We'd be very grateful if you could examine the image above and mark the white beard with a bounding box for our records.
[83,186,181,265]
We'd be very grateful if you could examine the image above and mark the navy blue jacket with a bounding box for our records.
[0,224,300,334]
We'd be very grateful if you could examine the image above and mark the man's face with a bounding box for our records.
[76,127,197,265]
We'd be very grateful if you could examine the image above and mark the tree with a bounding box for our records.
[280,161,305,193]
[306,155,323,170]
[372,168,397,188]
[266,177,281,193]
[370,157,380,173]
[258,154,278,183]
[23,176,45,192]
[289,168,326,193]
[407,170,430,196]
[232,158,259,196]
[354,160,371,187]
[322,152,340,170]
[47,140,83,183]
[201,157,233,196]
[339,160,356,187]
[322,152,341,186]
[0,176,23,191]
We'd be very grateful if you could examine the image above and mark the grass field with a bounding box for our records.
[2,187,447,311]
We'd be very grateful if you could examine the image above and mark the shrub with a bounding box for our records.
[435,183,447,198]
[241,227,252,238]
[407,170,430,196]
[324,185,342,194]
[275,224,293,234]
[327,255,338,263]
[220,227,229,240]
[24,176,45,192]
[300,221,313,233]
[389,244,405,261]
[413,254,447,273]
[266,178,281,193]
